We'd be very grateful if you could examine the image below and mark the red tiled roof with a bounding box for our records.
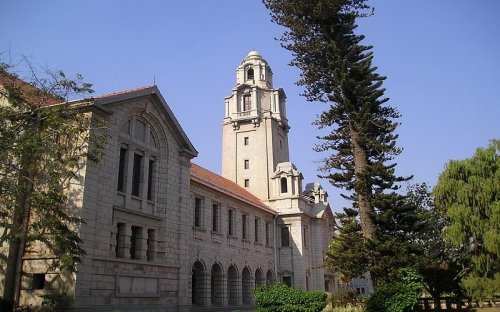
[95,86,154,99]
[190,163,275,214]
[0,71,62,107]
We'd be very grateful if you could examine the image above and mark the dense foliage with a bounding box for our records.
[254,283,327,312]
[263,0,409,241]
[366,268,424,312]
[325,208,368,283]
[434,140,500,304]
[0,61,105,307]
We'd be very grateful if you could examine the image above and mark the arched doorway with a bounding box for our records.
[211,263,224,306]
[266,269,274,285]
[242,266,253,305]
[192,261,206,306]
[255,268,264,288]
[227,265,238,305]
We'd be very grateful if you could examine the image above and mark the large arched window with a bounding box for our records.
[117,117,159,201]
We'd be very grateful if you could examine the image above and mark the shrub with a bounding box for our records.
[255,283,327,312]
[39,292,73,311]
[366,268,423,312]
[329,288,360,308]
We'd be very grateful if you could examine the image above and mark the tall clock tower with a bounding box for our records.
[222,51,290,201]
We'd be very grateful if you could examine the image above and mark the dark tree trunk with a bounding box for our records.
[351,128,375,240]
[4,164,33,308]
[3,117,38,308]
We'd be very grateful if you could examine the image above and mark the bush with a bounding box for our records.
[39,292,73,311]
[366,268,423,312]
[255,283,327,312]
[329,288,360,308]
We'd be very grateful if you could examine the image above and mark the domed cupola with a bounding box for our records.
[236,50,273,89]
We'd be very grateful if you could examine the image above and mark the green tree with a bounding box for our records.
[263,0,409,241]
[433,141,500,305]
[366,268,424,312]
[325,207,368,285]
[400,184,464,310]
[0,61,105,308]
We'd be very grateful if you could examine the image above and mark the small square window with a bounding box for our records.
[244,179,250,187]
[244,137,249,145]
[32,273,45,290]
[283,276,292,287]
[244,159,249,169]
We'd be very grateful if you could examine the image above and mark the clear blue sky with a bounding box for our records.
[1,1,499,212]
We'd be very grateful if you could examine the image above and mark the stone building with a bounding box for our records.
[0,52,342,311]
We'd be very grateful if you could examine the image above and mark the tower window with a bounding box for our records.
[244,159,249,169]
[303,226,308,248]
[244,137,249,145]
[244,179,250,188]
[281,177,288,193]
[247,68,254,80]
[281,226,290,247]
[243,94,252,111]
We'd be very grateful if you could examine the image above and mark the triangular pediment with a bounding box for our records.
[94,86,198,158]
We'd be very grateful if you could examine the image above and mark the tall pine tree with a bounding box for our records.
[263,0,408,241]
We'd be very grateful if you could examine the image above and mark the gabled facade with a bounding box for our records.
[0,52,343,312]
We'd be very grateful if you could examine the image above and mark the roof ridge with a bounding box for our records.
[95,85,155,99]
[190,163,274,213]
